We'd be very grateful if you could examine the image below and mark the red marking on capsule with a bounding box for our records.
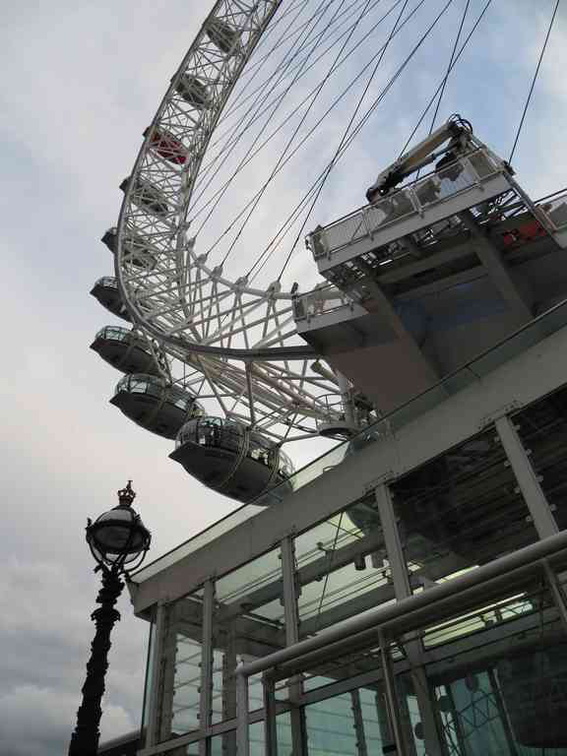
[143,127,188,165]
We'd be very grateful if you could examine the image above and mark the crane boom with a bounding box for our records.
[366,114,476,202]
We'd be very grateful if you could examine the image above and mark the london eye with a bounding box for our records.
[91,0,565,503]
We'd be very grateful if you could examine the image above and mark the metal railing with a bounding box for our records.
[308,147,502,261]
[293,284,358,322]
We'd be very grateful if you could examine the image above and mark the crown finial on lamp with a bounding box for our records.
[117,480,136,507]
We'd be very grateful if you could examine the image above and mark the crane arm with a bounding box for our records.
[366,115,474,201]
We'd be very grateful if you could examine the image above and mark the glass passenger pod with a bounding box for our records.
[101,227,156,269]
[169,417,294,503]
[90,326,161,376]
[120,176,169,217]
[110,374,204,440]
[143,127,188,165]
[206,18,239,54]
[89,276,131,322]
[175,75,210,109]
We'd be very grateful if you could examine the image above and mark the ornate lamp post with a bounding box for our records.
[69,481,151,756]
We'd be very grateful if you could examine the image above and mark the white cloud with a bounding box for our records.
[0,2,566,755]
[0,684,134,756]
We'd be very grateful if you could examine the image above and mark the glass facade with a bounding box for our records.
[138,375,567,755]
[391,425,540,588]
[514,384,567,531]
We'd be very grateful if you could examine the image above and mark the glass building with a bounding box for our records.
[129,295,567,755]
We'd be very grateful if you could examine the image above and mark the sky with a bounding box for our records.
[0,1,566,754]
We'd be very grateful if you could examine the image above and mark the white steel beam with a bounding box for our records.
[495,414,558,539]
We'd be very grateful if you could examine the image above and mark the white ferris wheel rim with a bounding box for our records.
[114,0,320,362]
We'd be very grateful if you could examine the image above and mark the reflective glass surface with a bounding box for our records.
[514,383,567,532]
[294,501,391,639]
[165,595,204,741]
[390,425,539,587]
[212,548,285,724]
[305,689,385,755]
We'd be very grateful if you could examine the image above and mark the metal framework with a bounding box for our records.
[131,316,567,755]
[114,0,347,440]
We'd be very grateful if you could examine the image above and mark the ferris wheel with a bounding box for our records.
[91,0,561,502]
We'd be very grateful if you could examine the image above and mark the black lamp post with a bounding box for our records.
[68,481,151,756]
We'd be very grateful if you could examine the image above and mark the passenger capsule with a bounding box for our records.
[206,18,239,53]
[175,75,210,109]
[90,326,161,375]
[101,227,156,269]
[120,177,169,217]
[169,417,294,503]
[111,374,204,439]
[90,277,130,322]
[143,127,188,165]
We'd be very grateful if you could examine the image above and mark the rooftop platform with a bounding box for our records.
[295,184,567,414]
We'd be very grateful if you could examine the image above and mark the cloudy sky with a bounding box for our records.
[1,0,565,754]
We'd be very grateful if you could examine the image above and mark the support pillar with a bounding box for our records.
[199,580,215,756]
[375,484,444,755]
[263,674,278,756]
[281,536,306,756]
[495,415,558,539]
[236,672,249,756]
[144,601,166,748]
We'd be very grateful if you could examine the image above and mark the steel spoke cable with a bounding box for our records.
[250,0,451,281]
[192,1,369,250]
[189,0,408,223]
[193,0,374,199]
[429,0,470,132]
[195,0,425,265]
[191,0,388,227]
[201,0,347,163]
[509,0,560,163]
[260,0,470,281]
[398,0,495,158]
[276,0,412,279]
[217,0,368,126]
[221,0,378,269]
[213,0,383,135]
[245,0,431,279]
[190,0,363,214]
[413,0,470,181]
[250,0,432,281]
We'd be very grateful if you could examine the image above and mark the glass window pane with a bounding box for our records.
[212,548,284,724]
[294,500,391,639]
[390,425,539,588]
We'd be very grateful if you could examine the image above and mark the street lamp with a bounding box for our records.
[69,481,151,756]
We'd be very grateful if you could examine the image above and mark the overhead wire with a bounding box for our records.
[509,0,561,163]
[206,0,429,279]
[276,0,412,279]
[191,0,395,225]
[222,0,378,269]
[258,0,492,281]
[190,0,366,228]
